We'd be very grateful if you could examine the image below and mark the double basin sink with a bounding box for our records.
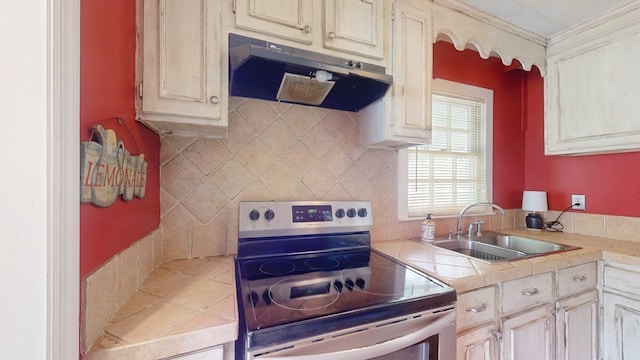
[428,233,579,263]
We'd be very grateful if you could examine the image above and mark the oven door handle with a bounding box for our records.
[260,310,455,360]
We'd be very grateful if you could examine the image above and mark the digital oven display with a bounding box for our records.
[290,281,332,299]
[292,205,333,223]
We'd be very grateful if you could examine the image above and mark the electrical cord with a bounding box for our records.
[544,202,580,232]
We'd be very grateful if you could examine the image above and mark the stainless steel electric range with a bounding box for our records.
[234,201,457,360]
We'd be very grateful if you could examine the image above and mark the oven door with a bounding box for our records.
[248,306,456,360]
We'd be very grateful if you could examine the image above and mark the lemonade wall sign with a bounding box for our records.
[80,125,147,207]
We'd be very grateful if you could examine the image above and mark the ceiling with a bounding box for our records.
[452,0,634,38]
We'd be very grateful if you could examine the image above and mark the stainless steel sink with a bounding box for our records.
[474,234,572,254]
[433,239,527,262]
[426,232,580,263]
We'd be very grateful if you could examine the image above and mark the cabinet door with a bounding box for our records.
[141,0,226,137]
[456,324,498,360]
[603,291,640,360]
[234,0,313,43]
[556,290,598,360]
[324,0,383,59]
[391,1,432,140]
[545,14,640,155]
[501,306,554,360]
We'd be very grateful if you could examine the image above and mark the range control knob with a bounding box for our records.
[264,209,275,221]
[345,279,355,291]
[335,208,345,218]
[333,280,343,293]
[357,208,368,217]
[355,278,366,289]
[347,208,357,218]
[249,292,259,306]
[249,209,260,221]
[262,290,272,305]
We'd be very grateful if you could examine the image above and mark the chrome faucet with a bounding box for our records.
[456,202,505,239]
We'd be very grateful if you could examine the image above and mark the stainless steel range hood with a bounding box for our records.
[229,34,392,112]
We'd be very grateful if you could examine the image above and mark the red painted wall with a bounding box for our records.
[80,0,160,278]
[524,72,640,216]
[433,41,526,209]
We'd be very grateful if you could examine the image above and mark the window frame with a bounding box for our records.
[398,78,494,220]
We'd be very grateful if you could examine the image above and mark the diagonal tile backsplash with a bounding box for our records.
[159,97,401,261]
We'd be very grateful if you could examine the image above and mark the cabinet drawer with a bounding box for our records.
[457,286,497,331]
[558,262,597,298]
[501,272,554,314]
[603,264,640,296]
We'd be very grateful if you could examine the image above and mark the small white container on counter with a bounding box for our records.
[421,213,436,242]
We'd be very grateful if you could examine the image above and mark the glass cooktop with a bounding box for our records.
[236,248,456,335]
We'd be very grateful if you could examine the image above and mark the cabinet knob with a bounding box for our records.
[572,275,587,282]
[328,31,336,39]
[303,25,312,33]
[464,303,487,313]
[521,288,540,296]
[209,96,220,104]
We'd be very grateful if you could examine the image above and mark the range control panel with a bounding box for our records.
[239,201,372,238]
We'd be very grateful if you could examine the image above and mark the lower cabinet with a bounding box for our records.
[601,262,640,360]
[456,285,498,360]
[556,290,598,360]
[457,324,498,360]
[456,262,598,360]
[501,305,554,360]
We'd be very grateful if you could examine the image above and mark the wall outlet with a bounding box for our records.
[571,194,586,210]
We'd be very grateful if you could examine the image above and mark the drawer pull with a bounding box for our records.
[465,303,487,313]
[521,288,539,296]
[572,275,587,282]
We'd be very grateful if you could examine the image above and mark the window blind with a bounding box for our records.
[407,93,487,217]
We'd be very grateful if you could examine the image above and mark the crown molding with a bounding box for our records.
[432,0,548,46]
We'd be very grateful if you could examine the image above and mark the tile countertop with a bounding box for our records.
[85,256,237,360]
[373,227,640,293]
[85,228,640,359]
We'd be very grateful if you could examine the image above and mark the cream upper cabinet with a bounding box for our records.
[234,0,314,44]
[359,0,432,149]
[323,0,384,59]
[138,0,227,138]
[233,0,384,59]
[545,4,640,155]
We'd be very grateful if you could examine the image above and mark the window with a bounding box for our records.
[398,79,493,219]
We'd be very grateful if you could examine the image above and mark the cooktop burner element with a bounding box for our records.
[234,201,456,356]
[258,261,295,276]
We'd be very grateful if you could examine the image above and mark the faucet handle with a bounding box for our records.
[467,221,485,238]
[474,221,485,237]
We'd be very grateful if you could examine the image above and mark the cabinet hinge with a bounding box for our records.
[391,7,395,21]
[138,82,143,99]
[599,306,604,317]
[232,0,236,13]
[489,328,502,343]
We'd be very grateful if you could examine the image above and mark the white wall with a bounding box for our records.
[0,1,49,357]
[0,1,79,358]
